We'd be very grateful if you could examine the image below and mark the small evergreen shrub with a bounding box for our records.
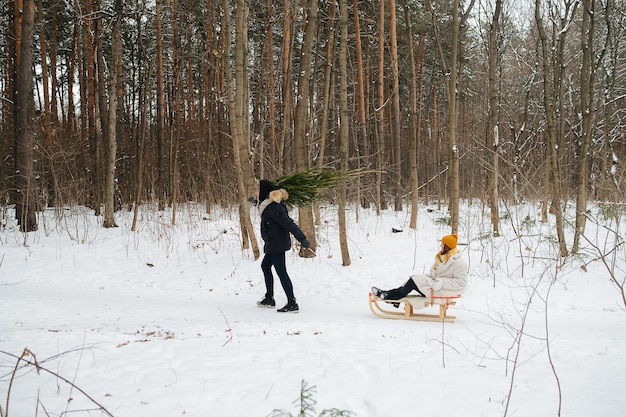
[268,380,355,417]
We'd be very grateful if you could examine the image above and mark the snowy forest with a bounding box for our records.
[2,1,626,416]
[1,0,625,252]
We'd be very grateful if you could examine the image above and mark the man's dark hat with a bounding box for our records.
[259,179,278,202]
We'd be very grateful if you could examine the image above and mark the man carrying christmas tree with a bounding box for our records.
[253,169,345,312]
[256,179,310,313]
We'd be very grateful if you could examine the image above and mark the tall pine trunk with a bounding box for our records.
[13,0,38,233]
[103,0,123,228]
[314,1,336,225]
[446,0,461,233]
[403,1,419,229]
[223,0,260,258]
[389,0,403,211]
[375,0,386,215]
[429,0,475,233]
[338,0,351,266]
[132,8,149,232]
[293,0,318,258]
[279,0,294,172]
[155,0,167,210]
[353,0,366,216]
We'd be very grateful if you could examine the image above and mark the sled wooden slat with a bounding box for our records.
[368,292,460,323]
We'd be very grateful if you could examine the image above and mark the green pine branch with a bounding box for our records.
[273,169,347,207]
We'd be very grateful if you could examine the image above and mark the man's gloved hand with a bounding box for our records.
[301,239,311,249]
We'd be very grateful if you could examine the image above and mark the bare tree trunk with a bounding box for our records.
[541,136,549,223]
[293,0,318,258]
[202,0,217,213]
[37,0,55,207]
[429,0,475,233]
[535,0,575,257]
[389,0,403,212]
[132,9,149,232]
[170,0,181,225]
[487,0,503,237]
[37,0,51,145]
[67,8,79,134]
[173,0,189,226]
[314,1,336,224]
[13,0,38,233]
[223,0,260,258]
[375,0,386,215]
[155,0,167,210]
[49,0,59,127]
[403,1,418,229]
[231,5,256,196]
[338,0,351,266]
[353,0,366,214]
[82,0,101,214]
[103,0,122,228]
[95,8,109,216]
[573,0,600,253]
[416,31,425,207]
[434,86,441,210]
[264,0,276,177]
[279,0,294,172]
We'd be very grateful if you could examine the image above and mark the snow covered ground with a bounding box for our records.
[1,202,625,416]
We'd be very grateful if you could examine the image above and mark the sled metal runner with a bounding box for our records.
[368,291,461,323]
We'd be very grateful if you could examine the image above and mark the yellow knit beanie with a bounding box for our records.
[441,233,458,249]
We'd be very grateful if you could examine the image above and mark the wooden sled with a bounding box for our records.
[369,289,461,323]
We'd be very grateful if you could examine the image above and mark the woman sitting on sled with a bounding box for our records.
[372,233,468,301]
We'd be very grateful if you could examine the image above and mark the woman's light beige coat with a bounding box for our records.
[410,252,468,295]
